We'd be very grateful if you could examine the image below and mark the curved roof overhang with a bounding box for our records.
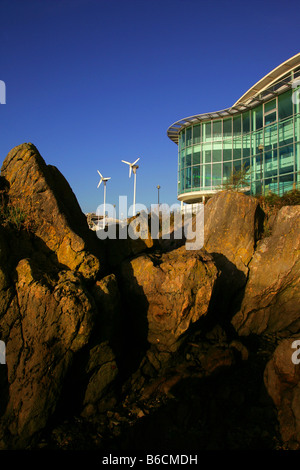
[178,189,220,203]
[234,52,300,106]
[167,53,300,145]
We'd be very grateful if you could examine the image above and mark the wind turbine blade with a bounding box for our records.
[97,170,103,178]
[132,157,140,165]
[97,179,102,188]
[129,166,132,178]
[122,160,131,165]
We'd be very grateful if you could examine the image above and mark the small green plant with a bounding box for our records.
[0,204,26,230]
[221,163,250,192]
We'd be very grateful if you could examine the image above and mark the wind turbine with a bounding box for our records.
[121,157,140,216]
[97,170,111,228]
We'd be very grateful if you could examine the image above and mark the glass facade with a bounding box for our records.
[170,58,300,202]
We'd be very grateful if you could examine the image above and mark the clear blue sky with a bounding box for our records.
[0,0,299,215]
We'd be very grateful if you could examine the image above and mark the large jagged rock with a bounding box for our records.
[202,191,264,321]
[204,191,264,278]
[0,144,119,449]
[0,256,96,449]
[120,246,218,354]
[1,143,102,280]
[232,205,300,336]
[264,337,300,449]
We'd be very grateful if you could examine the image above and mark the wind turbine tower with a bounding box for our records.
[121,157,140,216]
[97,170,111,228]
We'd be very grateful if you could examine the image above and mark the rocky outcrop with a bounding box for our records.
[264,337,300,449]
[0,144,116,449]
[0,142,299,451]
[202,194,300,449]
[120,246,218,354]
[231,205,300,336]
[0,257,95,448]
[104,211,185,269]
[202,191,264,323]
[204,191,264,279]
[1,143,103,280]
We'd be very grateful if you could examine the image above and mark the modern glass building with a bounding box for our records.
[167,53,300,204]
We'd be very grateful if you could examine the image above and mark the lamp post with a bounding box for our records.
[157,185,160,208]
[258,144,264,195]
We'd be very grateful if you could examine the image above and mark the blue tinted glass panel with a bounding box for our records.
[213,121,222,140]
[212,164,222,186]
[193,125,201,144]
[278,91,293,120]
[265,150,278,178]
[265,111,277,126]
[223,149,232,161]
[233,138,242,160]
[192,166,201,188]
[185,167,192,189]
[279,145,294,175]
[193,146,201,165]
[233,116,241,136]
[204,165,211,187]
[253,105,263,130]
[180,150,185,169]
[242,112,250,134]
[223,161,232,182]
[223,118,232,138]
[265,99,276,113]
[212,149,221,162]
[278,119,294,147]
[203,149,211,163]
[264,123,278,147]
[180,130,185,149]
[186,127,192,147]
[203,122,211,141]
[279,173,294,195]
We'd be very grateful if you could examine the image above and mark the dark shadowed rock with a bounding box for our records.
[120,246,218,354]
[264,337,300,449]
[81,341,119,418]
[91,274,122,343]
